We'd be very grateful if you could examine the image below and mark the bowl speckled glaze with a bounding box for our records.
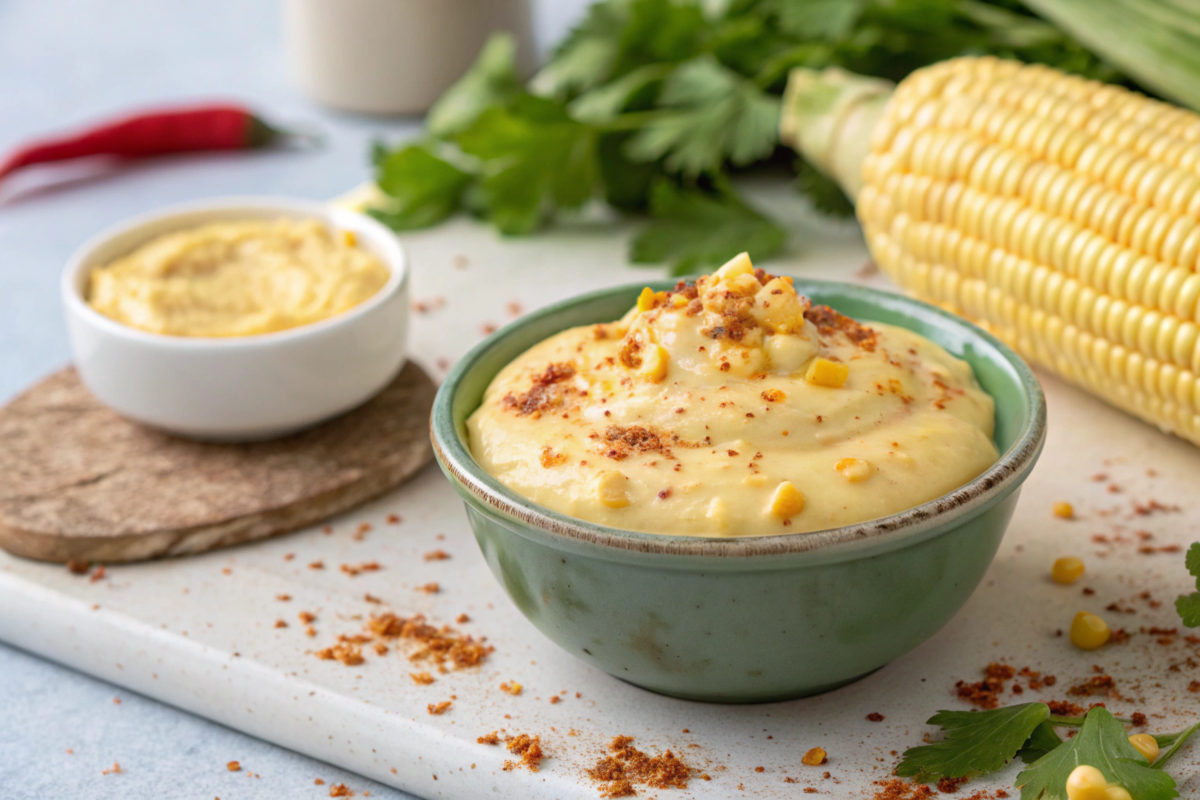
[431,279,1046,702]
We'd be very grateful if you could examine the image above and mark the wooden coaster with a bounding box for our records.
[0,362,436,564]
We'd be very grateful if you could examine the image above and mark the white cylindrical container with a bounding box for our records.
[282,0,536,115]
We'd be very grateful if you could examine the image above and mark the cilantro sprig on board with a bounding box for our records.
[1175,542,1200,627]
[893,703,1197,800]
[370,0,1135,273]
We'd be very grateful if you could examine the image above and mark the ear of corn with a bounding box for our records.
[782,56,1200,447]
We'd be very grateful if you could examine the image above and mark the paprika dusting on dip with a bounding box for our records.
[87,218,389,337]
[467,253,998,537]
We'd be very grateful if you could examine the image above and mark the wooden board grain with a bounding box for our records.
[0,362,436,563]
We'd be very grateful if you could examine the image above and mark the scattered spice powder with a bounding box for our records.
[1045,700,1086,716]
[315,643,364,666]
[503,734,545,772]
[386,514,401,524]
[365,612,493,669]
[938,776,968,793]
[274,619,287,629]
[477,732,501,745]
[500,681,523,696]
[101,762,122,775]
[411,672,435,686]
[954,663,1017,709]
[1067,675,1116,698]
[67,560,91,575]
[427,701,452,715]
[872,779,935,799]
[587,735,691,795]
[308,560,324,570]
[866,712,885,722]
[340,562,382,577]
[423,550,451,561]
[328,784,353,797]
[299,611,316,624]
[275,594,291,602]
[226,761,241,772]
[89,566,107,582]
[363,594,382,604]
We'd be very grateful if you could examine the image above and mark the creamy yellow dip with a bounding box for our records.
[468,254,999,537]
[87,218,390,337]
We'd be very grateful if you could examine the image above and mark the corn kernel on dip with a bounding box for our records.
[467,254,999,537]
[87,218,389,337]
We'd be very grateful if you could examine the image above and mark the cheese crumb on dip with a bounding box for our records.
[467,253,999,537]
[87,218,389,337]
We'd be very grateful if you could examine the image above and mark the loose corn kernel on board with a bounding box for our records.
[1,186,1198,799]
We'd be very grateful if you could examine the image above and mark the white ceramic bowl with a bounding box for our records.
[61,197,409,441]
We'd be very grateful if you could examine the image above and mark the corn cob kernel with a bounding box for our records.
[1069,610,1110,650]
[1128,733,1159,763]
[835,457,873,482]
[716,251,754,280]
[768,481,805,519]
[595,471,630,509]
[1064,766,1110,800]
[1053,501,1075,519]
[805,358,849,388]
[1051,556,1085,584]
[638,344,669,383]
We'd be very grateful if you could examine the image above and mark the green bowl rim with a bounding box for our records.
[431,277,1047,559]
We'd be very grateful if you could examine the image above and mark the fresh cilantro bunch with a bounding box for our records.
[895,703,1199,799]
[370,0,1132,274]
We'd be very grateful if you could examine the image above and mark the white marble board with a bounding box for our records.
[2,187,1199,799]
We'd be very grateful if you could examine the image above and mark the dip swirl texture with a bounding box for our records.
[468,254,998,537]
[87,218,390,337]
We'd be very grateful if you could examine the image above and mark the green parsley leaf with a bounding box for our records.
[530,0,628,100]
[1016,707,1178,800]
[1177,543,1200,627]
[456,95,598,235]
[531,0,705,101]
[568,63,671,125]
[630,180,786,275]
[370,144,472,230]
[764,0,866,40]
[624,56,781,177]
[1018,721,1064,765]
[426,33,520,139]
[597,132,660,211]
[894,703,1050,782]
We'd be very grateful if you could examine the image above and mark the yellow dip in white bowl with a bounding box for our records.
[87,218,390,337]
[467,254,998,537]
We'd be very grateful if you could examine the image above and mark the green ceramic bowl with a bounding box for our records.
[431,279,1046,703]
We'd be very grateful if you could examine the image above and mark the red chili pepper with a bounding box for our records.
[0,104,313,182]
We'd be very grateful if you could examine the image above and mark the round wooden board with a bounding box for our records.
[0,362,437,563]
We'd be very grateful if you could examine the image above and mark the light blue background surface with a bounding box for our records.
[0,1,584,797]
